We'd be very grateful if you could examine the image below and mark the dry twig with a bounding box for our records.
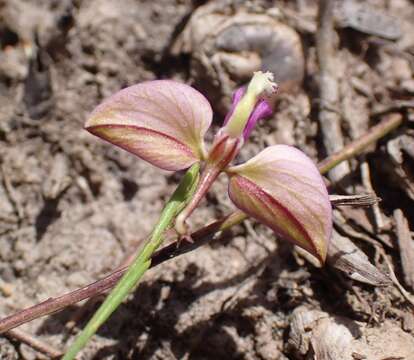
[329,193,380,207]
[394,209,414,289]
[327,230,390,286]
[383,252,414,308]
[6,328,62,358]
[318,113,403,174]
[360,160,385,231]
[0,213,241,334]
[316,0,350,183]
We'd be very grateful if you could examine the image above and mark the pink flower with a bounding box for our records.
[85,72,332,263]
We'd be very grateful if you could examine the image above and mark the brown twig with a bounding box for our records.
[383,251,414,308]
[372,100,414,116]
[0,113,403,333]
[360,159,385,230]
[329,193,380,207]
[327,230,391,286]
[5,328,62,358]
[394,209,414,290]
[318,114,402,174]
[316,0,350,183]
[0,268,126,335]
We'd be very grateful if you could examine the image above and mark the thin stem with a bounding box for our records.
[62,260,151,359]
[175,166,222,234]
[175,134,240,234]
[0,268,126,334]
[0,113,403,334]
[62,163,200,359]
[317,114,402,174]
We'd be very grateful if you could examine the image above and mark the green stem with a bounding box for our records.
[62,259,151,360]
[62,163,200,360]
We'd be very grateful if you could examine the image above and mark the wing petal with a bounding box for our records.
[228,145,332,263]
[85,80,212,171]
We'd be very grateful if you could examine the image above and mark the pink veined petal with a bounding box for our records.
[88,125,198,171]
[85,80,213,171]
[227,145,332,263]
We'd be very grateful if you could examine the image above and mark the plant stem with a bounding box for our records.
[175,134,240,234]
[62,163,200,360]
[0,113,402,336]
[62,260,151,359]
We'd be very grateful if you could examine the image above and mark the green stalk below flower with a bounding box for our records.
[62,163,200,360]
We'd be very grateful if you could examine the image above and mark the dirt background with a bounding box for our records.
[1,0,414,359]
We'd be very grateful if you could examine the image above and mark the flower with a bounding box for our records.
[85,72,332,263]
[222,72,276,140]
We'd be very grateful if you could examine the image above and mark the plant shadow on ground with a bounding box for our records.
[36,232,299,359]
[35,228,358,359]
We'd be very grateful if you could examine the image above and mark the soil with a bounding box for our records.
[1,0,414,359]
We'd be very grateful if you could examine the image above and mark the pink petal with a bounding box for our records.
[85,80,213,171]
[228,145,332,263]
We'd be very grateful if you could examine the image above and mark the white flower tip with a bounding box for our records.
[248,71,278,98]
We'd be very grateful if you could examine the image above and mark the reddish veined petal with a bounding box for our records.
[85,80,212,171]
[88,125,198,171]
[228,145,332,263]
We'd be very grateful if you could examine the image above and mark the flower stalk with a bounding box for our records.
[175,132,240,234]
[62,163,200,360]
